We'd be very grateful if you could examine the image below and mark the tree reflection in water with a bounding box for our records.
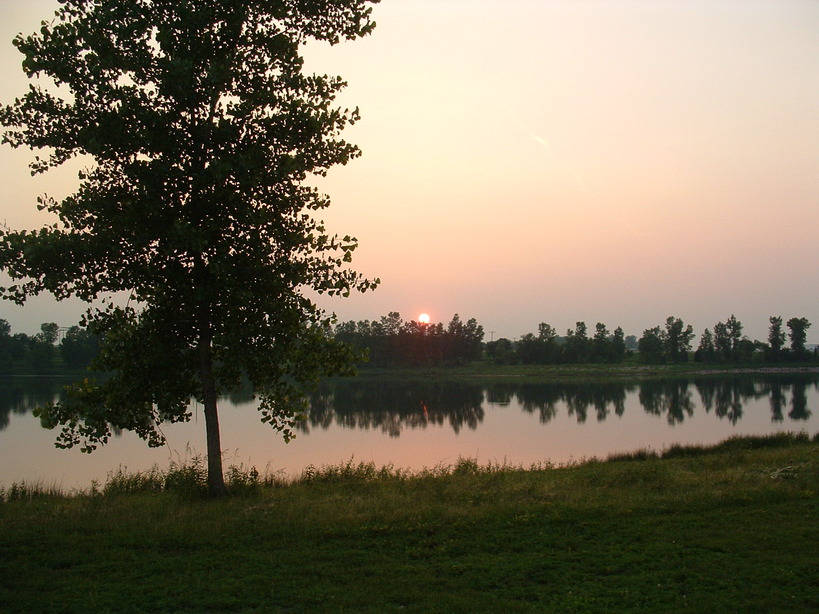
[0,377,71,431]
[1,374,816,437]
[303,374,816,435]
[305,379,485,437]
[640,380,695,425]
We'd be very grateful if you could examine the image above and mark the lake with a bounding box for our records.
[1,372,817,490]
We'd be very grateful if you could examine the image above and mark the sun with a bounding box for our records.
[418,313,431,324]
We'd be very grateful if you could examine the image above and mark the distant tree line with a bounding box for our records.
[0,319,100,374]
[486,322,629,365]
[486,314,815,366]
[2,312,814,373]
[692,315,813,364]
[334,312,484,367]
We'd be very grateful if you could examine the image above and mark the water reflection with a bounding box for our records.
[694,376,813,424]
[303,374,816,436]
[1,374,816,437]
[0,377,70,431]
[306,375,816,436]
[640,380,695,425]
[485,382,631,424]
[306,379,485,437]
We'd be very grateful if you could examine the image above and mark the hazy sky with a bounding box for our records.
[1,0,817,343]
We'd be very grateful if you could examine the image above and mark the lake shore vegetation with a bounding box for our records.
[1,432,816,612]
[336,312,816,369]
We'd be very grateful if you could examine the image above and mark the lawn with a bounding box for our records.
[1,433,817,613]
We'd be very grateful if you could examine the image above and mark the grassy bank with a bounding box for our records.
[1,433,817,613]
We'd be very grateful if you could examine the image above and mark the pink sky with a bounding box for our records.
[1,0,818,342]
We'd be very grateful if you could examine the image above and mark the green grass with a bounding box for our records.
[1,433,817,613]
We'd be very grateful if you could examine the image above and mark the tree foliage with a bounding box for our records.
[487,321,627,366]
[767,316,786,361]
[335,313,484,367]
[787,317,811,358]
[0,319,101,373]
[0,0,379,495]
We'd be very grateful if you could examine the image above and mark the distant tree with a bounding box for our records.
[515,333,541,365]
[592,323,610,362]
[624,334,638,351]
[36,323,59,346]
[786,317,812,359]
[611,327,626,363]
[737,337,762,362]
[28,322,60,372]
[537,323,561,363]
[638,326,665,364]
[443,314,483,364]
[538,323,558,341]
[694,328,716,362]
[337,312,483,367]
[663,316,694,363]
[380,312,403,337]
[0,319,14,371]
[766,316,787,361]
[0,1,379,496]
[713,321,732,361]
[564,322,590,363]
[486,337,515,365]
[726,315,743,357]
[59,326,101,370]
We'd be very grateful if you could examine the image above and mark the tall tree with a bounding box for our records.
[713,321,732,361]
[611,326,626,363]
[786,317,811,359]
[564,321,590,363]
[663,316,694,363]
[767,316,786,361]
[694,328,716,362]
[638,326,665,364]
[60,325,101,370]
[0,0,379,496]
[592,322,610,362]
[726,315,743,357]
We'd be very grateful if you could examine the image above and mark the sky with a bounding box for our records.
[1,0,817,343]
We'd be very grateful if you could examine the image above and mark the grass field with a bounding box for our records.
[1,433,817,613]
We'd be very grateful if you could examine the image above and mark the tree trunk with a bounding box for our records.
[199,329,228,497]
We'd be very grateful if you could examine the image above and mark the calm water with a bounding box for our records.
[1,373,817,489]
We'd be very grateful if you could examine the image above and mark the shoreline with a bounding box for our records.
[350,362,819,381]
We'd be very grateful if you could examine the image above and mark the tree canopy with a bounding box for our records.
[0,0,379,496]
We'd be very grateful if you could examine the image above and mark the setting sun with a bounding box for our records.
[418,313,430,324]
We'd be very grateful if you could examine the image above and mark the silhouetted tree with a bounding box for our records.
[611,326,627,363]
[336,312,484,367]
[59,326,101,370]
[29,322,59,372]
[787,317,812,360]
[726,315,744,358]
[766,316,787,361]
[564,321,590,363]
[486,337,516,365]
[663,316,694,363]
[0,0,379,496]
[638,326,665,364]
[694,328,716,362]
[592,323,610,362]
[713,321,732,361]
